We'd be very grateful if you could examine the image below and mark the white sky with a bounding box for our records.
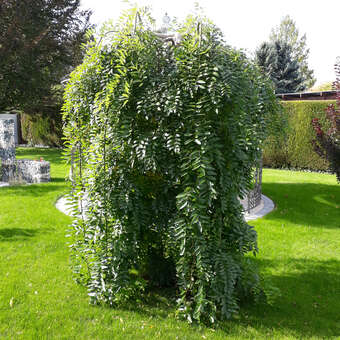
[81,0,340,86]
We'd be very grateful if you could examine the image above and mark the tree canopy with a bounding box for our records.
[63,8,279,323]
[0,0,91,112]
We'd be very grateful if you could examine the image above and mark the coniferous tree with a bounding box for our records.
[255,40,305,93]
[0,0,92,113]
[270,15,316,89]
[255,42,275,78]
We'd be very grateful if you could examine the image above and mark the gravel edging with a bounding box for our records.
[55,194,275,222]
[55,194,74,216]
[243,194,275,221]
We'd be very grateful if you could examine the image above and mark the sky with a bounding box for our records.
[80,0,340,87]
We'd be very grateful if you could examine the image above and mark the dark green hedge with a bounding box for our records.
[263,100,334,171]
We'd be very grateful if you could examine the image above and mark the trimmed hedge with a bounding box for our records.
[17,99,336,163]
[263,100,334,171]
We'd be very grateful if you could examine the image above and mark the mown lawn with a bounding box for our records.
[0,148,339,339]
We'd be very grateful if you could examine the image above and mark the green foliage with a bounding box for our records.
[19,86,64,146]
[311,60,340,182]
[20,111,63,147]
[255,41,305,93]
[63,8,278,323]
[0,0,92,112]
[263,100,334,170]
[270,15,316,89]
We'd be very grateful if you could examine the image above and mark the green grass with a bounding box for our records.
[0,148,339,339]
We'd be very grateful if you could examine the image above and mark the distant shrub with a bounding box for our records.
[20,109,63,147]
[311,60,340,181]
[263,100,334,171]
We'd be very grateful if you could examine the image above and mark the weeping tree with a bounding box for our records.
[63,8,278,323]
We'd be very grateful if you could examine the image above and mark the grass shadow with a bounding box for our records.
[92,256,340,338]
[0,227,39,241]
[95,286,177,320]
[262,182,340,228]
[1,183,68,197]
[220,257,340,338]
[50,177,68,183]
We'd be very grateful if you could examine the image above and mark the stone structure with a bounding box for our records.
[0,118,16,162]
[0,113,19,144]
[1,159,50,183]
[0,117,50,184]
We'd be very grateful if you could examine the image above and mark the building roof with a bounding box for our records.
[276,90,337,101]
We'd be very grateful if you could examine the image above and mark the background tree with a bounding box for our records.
[311,59,340,182]
[0,0,91,113]
[270,15,316,89]
[255,40,305,93]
